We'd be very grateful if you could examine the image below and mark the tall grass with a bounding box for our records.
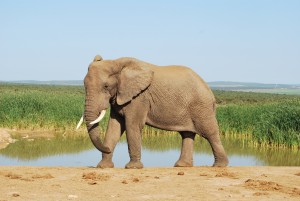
[253,101,300,148]
[217,100,300,149]
[0,84,299,148]
[0,84,85,129]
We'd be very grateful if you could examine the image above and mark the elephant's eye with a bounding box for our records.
[104,84,109,90]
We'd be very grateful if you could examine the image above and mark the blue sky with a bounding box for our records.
[1,0,299,84]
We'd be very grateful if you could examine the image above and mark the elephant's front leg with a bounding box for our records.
[124,111,147,169]
[97,110,125,168]
[124,123,144,169]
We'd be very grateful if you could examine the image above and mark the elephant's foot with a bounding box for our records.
[125,160,143,169]
[212,157,229,167]
[174,159,193,167]
[97,160,114,168]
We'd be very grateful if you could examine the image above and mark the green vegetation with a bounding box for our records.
[214,90,300,105]
[0,84,299,149]
[238,89,300,95]
[0,84,86,129]
[217,101,300,148]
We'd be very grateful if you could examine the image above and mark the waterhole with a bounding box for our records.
[0,132,299,167]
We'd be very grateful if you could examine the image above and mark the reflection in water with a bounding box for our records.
[0,132,299,167]
[0,134,94,160]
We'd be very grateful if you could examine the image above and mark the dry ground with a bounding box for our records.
[0,166,299,201]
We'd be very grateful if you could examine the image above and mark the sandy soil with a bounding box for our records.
[1,129,300,200]
[0,166,299,201]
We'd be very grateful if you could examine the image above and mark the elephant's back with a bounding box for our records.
[150,65,213,96]
[147,66,214,109]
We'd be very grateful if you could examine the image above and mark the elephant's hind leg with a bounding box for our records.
[174,131,196,167]
[195,117,229,167]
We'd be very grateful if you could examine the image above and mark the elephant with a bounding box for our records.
[76,55,229,169]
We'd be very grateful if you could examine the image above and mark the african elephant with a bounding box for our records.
[76,55,228,169]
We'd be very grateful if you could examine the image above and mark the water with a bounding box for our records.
[0,134,299,167]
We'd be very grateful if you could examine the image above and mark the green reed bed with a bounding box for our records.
[253,101,300,148]
[0,84,299,149]
[217,100,300,149]
[0,84,85,129]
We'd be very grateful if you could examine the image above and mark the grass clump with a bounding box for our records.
[253,101,300,148]
[217,100,300,149]
[0,84,85,129]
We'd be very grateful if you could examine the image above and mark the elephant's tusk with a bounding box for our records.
[90,110,106,125]
[76,115,84,129]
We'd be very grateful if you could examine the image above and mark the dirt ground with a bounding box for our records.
[0,166,299,201]
[1,129,300,200]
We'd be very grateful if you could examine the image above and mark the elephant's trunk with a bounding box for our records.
[84,101,111,154]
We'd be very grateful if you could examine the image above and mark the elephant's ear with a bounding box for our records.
[117,63,153,105]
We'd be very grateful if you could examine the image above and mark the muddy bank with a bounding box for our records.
[0,129,16,149]
[0,166,299,201]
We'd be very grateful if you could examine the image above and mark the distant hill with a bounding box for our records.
[1,80,300,95]
[208,81,300,95]
[208,81,300,90]
[0,80,83,86]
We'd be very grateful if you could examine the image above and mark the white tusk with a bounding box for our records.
[76,115,84,129]
[90,110,106,125]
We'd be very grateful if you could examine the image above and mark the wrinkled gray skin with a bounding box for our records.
[84,55,228,169]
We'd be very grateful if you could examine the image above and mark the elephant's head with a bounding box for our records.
[81,55,153,153]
